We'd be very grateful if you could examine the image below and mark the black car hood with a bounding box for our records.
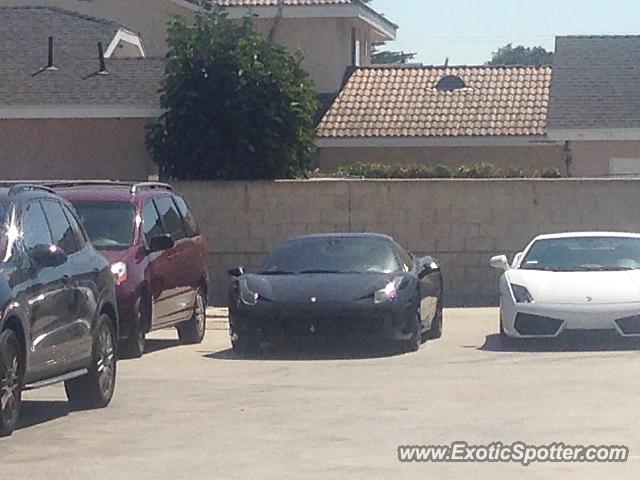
[245,273,397,303]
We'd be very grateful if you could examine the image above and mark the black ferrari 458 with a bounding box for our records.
[227,233,443,352]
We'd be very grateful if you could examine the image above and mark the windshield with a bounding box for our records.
[261,237,402,275]
[72,201,136,250]
[521,237,640,271]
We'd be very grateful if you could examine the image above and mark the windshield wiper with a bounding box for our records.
[299,269,347,274]
[260,270,295,276]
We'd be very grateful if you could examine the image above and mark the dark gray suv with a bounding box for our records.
[0,185,119,437]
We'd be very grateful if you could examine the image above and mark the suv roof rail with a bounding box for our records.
[44,180,133,189]
[5,183,56,196]
[131,182,173,194]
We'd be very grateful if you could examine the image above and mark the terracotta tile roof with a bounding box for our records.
[317,65,552,138]
[203,0,353,5]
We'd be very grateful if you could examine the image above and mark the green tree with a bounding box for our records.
[146,12,319,180]
[487,44,553,66]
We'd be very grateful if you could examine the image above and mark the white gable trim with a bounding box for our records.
[316,136,561,148]
[548,128,640,141]
[0,106,163,119]
[170,1,397,40]
[104,28,147,58]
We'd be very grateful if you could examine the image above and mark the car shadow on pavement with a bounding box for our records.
[17,400,70,431]
[480,332,640,353]
[205,339,409,361]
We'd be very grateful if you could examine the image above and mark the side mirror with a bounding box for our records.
[228,266,245,277]
[490,255,511,271]
[28,244,67,268]
[148,234,174,253]
[418,257,439,278]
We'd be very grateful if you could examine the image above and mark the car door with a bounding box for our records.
[152,195,190,325]
[20,200,71,379]
[172,194,206,312]
[40,200,93,369]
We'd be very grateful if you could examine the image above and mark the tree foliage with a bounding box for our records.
[487,44,553,66]
[146,12,319,180]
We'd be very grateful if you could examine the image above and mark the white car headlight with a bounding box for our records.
[239,278,260,306]
[374,276,404,304]
[110,262,128,286]
[511,283,534,304]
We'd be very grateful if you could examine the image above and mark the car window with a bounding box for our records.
[62,204,88,250]
[142,200,164,243]
[41,200,78,255]
[394,242,413,271]
[173,195,199,237]
[22,201,53,250]
[72,201,135,250]
[154,196,187,242]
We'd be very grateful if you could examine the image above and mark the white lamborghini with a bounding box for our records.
[490,232,640,338]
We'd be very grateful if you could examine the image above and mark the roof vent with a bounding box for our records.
[435,75,466,92]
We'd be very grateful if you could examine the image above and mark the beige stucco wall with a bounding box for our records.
[0,118,156,180]
[317,144,567,173]
[174,178,640,306]
[570,141,640,177]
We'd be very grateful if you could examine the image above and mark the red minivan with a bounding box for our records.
[54,182,209,358]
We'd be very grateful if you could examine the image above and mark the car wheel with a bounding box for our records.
[401,313,422,353]
[426,298,444,340]
[0,329,22,437]
[177,289,207,345]
[65,314,117,410]
[120,297,147,359]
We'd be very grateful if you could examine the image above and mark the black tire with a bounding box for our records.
[401,313,422,353]
[426,298,444,340]
[177,289,207,344]
[0,329,22,437]
[65,314,117,410]
[120,297,147,359]
[230,327,259,355]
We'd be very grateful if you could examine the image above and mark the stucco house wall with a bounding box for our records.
[317,144,567,173]
[0,118,156,180]
[568,141,640,177]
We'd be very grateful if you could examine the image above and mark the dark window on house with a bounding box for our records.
[436,75,467,92]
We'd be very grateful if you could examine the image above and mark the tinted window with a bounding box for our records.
[41,201,78,255]
[142,200,164,243]
[22,201,53,250]
[73,201,135,250]
[522,237,640,272]
[261,237,402,274]
[62,205,87,249]
[394,242,413,271]
[154,196,186,242]
[173,195,199,237]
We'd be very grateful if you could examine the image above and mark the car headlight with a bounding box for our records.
[110,262,128,286]
[511,283,534,303]
[374,276,405,304]
[239,278,260,306]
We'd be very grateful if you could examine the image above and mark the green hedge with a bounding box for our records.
[334,162,562,179]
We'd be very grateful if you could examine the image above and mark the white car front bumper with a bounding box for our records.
[501,299,640,338]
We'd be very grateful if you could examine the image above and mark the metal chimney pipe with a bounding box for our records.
[97,42,108,75]
[46,36,58,71]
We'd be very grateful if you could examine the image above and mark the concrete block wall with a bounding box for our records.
[174,179,640,307]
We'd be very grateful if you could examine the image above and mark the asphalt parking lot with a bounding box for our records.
[2,308,640,479]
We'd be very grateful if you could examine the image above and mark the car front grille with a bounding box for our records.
[514,313,564,336]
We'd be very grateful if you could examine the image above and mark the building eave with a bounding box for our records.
[316,135,561,148]
[171,1,397,41]
[548,128,640,141]
[0,106,164,119]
